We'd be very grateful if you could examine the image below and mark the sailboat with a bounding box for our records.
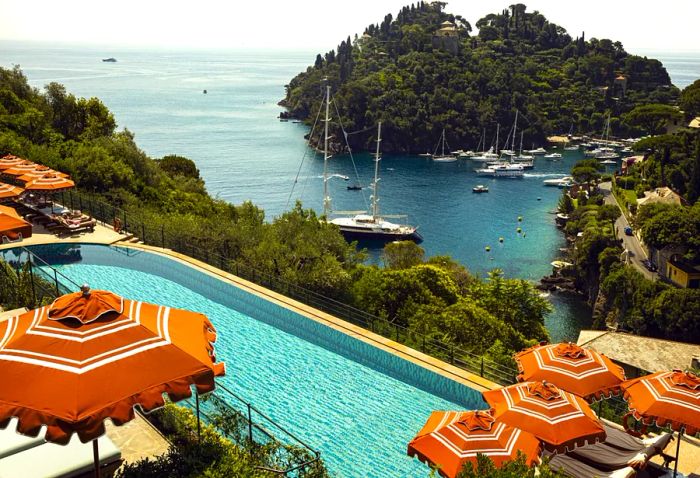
[432,129,457,162]
[329,121,421,242]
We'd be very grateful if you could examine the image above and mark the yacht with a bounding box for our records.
[472,185,489,193]
[476,163,525,178]
[327,118,421,241]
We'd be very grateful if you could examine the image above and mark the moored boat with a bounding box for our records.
[472,184,489,193]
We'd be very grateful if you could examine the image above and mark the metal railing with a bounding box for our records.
[0,247,80,306]
[62,189,521,386]
[185,384,321,476]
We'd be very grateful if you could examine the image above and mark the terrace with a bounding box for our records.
[1,186,699,477]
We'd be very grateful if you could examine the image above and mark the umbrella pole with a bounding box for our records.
[93,439,100,478]
[673,429,682,478]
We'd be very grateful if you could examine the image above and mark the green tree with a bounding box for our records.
[382,240,425,269]
[623,104,683,136]
[680,79,700,119]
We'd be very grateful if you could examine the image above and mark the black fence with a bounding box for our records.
[61,189,520,386]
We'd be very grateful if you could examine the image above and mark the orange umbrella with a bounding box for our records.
[23,173,75,192]
[0,155,28,171]
[408,410,542,477]
[1,161,39,177]
[621,370,700,477]
[0,205,31,240]
[17,169,69,183]
[0,182,24,200]
[0,287,225,475]
[515,342,626,401]
[621,370,700,434]
[483,381,605,453]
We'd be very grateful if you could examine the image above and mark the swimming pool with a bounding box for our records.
[7,243,486,477]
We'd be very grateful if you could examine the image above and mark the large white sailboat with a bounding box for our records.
[329,121,421,241]
[315,85,419,242]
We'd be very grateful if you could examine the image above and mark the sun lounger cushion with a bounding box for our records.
[547,453,636,478]
[0,420,45,459]
[603,424,673,454]
[0,433,121,478]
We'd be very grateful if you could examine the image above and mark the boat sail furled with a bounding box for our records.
[432,129,457,162]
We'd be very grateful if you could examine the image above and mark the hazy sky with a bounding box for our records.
[1,0,698,54]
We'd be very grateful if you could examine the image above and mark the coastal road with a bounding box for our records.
[599,182,658,281]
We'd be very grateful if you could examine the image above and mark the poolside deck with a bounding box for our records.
[0,221,126,251]
[105,413,170,466]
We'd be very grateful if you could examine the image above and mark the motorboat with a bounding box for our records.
[472,185,489,193]
[564,145,579,151]
[544,153,562,159]
[543,176,573,187]
[476,163,525,178]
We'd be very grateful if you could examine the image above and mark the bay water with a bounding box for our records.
[1,42,698,344]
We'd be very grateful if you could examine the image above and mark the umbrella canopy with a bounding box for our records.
[0,182,24,200]
[0,155,28,171]
[0,287,225,444]
[0,205,31,239]
[17,169,69,183]
[483,381,605,453]
[23,173,75,192]
[515,342,626,401]
[621,370,700,436]
[408,410,542,477]
[1,162,39,177]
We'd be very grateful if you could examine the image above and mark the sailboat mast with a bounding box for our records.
[511,111,518,152]
[519,131,524,155]
[495,124,500,154]
[372,122,382,219]
[322,83,331,217]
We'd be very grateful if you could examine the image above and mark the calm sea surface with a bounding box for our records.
[1,42,699,344]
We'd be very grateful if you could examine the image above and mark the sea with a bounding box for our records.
[1,42,699,343]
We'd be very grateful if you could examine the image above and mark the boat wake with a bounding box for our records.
[524,173,569,178]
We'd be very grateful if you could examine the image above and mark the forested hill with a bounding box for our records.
[281,2,678,153]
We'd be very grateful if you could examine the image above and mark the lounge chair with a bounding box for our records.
[547,453,636,478]
[603,425,673,456]
[0,433,122,478]
[0,419,45,459]
[568,431,674,473]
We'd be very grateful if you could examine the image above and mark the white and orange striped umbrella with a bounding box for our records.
[483,381,605,453]
[0,287,225,444]
[17,169,69,183]
[621,370,700,436]
[408,410,542,477]
[0,182,24,200]
[23,173,75,192]
[1,161,39,177]
[515,342,626,401]
[0,155,28,171]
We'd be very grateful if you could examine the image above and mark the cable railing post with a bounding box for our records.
[161,225,165,249]
[53,269,60,296]
[141,223,145,243]
[480,357,484,377]
[27,255,37,306]
[247,403,253,445]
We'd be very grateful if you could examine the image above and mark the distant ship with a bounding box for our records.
[102,58,117,62]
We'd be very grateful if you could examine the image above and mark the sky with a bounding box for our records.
[1,0,699,54]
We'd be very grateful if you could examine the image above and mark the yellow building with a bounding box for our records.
[666,256,700,288]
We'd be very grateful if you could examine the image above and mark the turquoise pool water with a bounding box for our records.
[9,244,486,477]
